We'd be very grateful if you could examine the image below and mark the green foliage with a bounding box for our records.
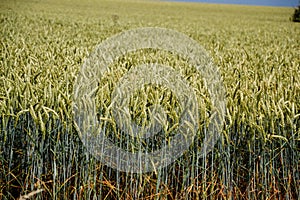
[292,5,300,22]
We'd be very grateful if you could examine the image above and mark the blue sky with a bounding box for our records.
[169,0,299,7]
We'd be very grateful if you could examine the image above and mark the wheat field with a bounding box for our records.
[0,0,299,199]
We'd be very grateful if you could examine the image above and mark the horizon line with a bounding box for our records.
[163,0,299,8]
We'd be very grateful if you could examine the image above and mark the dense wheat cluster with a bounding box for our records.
[0,0,299,199]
